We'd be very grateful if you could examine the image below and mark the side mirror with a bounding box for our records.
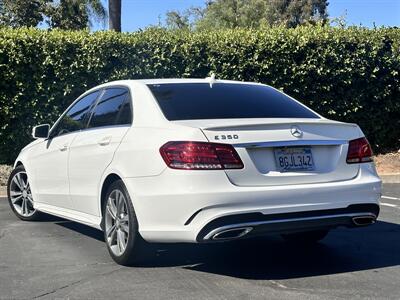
[32,124,50,139]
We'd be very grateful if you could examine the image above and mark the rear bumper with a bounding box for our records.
[197,203,379,242]
[123,163,381,243]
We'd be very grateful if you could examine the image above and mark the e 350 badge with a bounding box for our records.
[214,134,239,141]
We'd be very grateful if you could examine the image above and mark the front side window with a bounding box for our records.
[52,90,100,137]
[147,83,319,120]
[88,88,131,128]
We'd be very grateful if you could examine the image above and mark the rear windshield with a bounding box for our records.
[147,83,319,120]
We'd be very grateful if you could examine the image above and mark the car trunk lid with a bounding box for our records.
[173,118,361,186]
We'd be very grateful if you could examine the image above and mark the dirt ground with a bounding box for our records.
[0,152,398,187]
[0,164,12,187]
[374,151,400,175]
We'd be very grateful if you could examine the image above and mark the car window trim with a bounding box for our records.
[86,86,133,130]
[49,89,103,139]
[83,88,106,128]
[48,85,133,139]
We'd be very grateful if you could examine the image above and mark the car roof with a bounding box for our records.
[63,78,323,129]
[77,78,267,128]
[133,78,260,85]
[82,78,265,97]
[91,78,262,88]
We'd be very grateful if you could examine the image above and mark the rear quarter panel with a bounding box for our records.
[110,125,208,178]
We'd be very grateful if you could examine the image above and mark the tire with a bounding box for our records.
[281,229,329,244]
[102,180,150,266]
[7,165,41,221]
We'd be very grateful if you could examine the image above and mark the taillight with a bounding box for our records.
[346,137,373,164]
[160,141,244,170]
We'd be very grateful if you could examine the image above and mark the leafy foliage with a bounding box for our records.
[165,10,191,30]
[0,0,45,27]
[0,0,106,30]
[45,0,107,30]
[0,26,399,163]
[166,0,329,30]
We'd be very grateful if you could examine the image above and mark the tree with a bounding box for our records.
[196,0,269,29]
[0,0,106,30]
[165,10,190,30]
[108,0,121,31]
[45,0,107,30]
[267,0,329,28]
[0,0,46,27]
[165,6,207,30]
[166,0,329,30]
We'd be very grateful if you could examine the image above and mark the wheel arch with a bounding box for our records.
[14,160,24,168]
[99,173,122,219]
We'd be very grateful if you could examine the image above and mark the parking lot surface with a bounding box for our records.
[0,184,399,299]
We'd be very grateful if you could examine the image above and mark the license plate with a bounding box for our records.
[274,147,314,172]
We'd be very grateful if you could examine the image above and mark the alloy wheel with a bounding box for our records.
[9,171,36,217]
[105,189,130,256]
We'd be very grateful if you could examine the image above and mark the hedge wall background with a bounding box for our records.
[0,26,399,164]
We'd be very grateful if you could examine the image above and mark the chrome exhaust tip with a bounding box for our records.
[212,227,253,240]
[352,215,376,226]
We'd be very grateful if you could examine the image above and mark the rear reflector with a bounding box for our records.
[346,137,373,164]
[160,141,244,170]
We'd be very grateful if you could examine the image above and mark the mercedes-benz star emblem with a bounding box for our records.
[291,125,303,138]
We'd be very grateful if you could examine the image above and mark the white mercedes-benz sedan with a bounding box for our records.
[7,78,381,265]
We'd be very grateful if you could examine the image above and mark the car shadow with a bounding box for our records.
[54,220,400,280]
[32,213,64,222]
[55,220,105,242]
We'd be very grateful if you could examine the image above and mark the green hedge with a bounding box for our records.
[0,26,399,164]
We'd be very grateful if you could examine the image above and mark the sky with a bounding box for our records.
[95,0,400,32]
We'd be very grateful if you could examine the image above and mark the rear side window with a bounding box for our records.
[116,100,132,125]
[147,83,319,120]
[53,90,100,136]
[88,88,131,128]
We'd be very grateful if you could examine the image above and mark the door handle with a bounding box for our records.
[98,136,112,146]
[59,144,68,151]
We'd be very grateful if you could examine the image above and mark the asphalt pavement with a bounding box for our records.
[0,184,399,299]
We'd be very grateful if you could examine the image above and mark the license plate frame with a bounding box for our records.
[274,147,315,172]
